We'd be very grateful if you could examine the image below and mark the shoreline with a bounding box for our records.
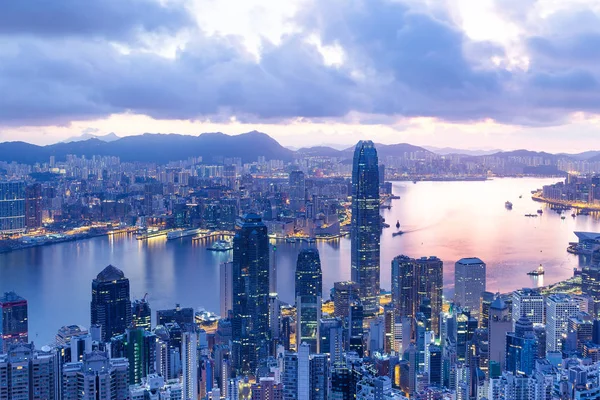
[532,192,600,211]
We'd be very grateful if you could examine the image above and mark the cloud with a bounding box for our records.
[1,0,600,131]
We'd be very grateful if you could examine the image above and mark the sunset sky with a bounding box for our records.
[1,0,600,152]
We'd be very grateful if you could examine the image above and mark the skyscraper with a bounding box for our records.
[25,183,42,229]
[0,343,58,400]
[546,294,580,353]
[295,248,322,352]
[351,140,380,316]
[232,213,270,375]
[488,296,512,369]
[0,291,28,353]
[0,181,26,234]
[220,261,234,319]
[62,351,129,400]
[512,288,545,328]
[132,297,151,331]
[90,265,132,343]
[289,170,306,213]
[454,258,486,316]
[391,255,444,334]
[333,281,359,321]
[505,316,538,376]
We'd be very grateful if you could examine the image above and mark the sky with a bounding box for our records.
[1,0,600,152]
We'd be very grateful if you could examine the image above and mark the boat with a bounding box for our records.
[505,201,513,210]
[561,216,566,220]
[285,238,297,244]
[413,180,417,184]
[527,265,545,276]
[524,214,538,218]
[167,227,203,240]
[572,213,576,218]
[392,231,404,237]
[537,209,543,214]
[396,220,400,229]
[519,195,523,199]
[207,240,233,252]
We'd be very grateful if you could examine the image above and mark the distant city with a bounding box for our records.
[2,136,600,400]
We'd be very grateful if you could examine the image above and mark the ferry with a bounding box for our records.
[505,201,513,210]
[167,227,203,240]
[527,265,545,276]
[392,231,404,237]
[207,240,233,252]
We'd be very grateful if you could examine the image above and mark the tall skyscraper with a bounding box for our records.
[0,181,26,234]
[333,281,359,321]
[391,255,444,334]
[505,316,538,376]
[90,265,132,343]
[488,296,512,369]
[296,248,322,353]
[0,343,58,400]
[132,296,151,331]
[182,329,198,400]
[454,258,486,316]
[0,291,28,353]
[512,288,545,328]
[62,351,129,400]
[351,140,380,316]
[220,261,233,319]
[546,294,580,353]
[25,183,42,229]
[289,170,306,213]
[232,213,270,375]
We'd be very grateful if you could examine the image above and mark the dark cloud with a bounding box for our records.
[0,0,192,40]
[1,0,600,128]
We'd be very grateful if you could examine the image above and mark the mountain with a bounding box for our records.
[489,149,558,159]
[0,131,294,164]
[424,146,503,156]
[62,132,120,143]
[561,151,600,161]
[296,146,344,157]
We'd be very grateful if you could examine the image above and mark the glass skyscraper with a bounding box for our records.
[0,291,28,353]
[351,140,380,316]
[232,213,270,375]
[296,248,323,353]
[90,265,132,343]
[0,181,26,234]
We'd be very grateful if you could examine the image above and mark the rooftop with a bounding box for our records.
[0,291,26,304]
[96,264,125,281]
[456,257,485,265]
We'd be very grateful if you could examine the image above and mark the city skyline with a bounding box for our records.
[2,1,600,152]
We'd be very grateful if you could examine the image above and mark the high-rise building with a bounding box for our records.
[156,304,194,327]
[252,377,283,400]
[181,329,198,400]
[512,288,545,328]
[505,317,538,376]
[25,183,42,229]
[132,297,151,331]
[0,181,26,234]
[220,261,234,319]
[0,343,58,400]
[567,312,593,354]
[309,354,329,400]
[123,327,157,385]
[298,343,310,400]
[333,281,359,321]
[454,258,486,316]
[479,291,495,329]
[62,351,129,400]
[391,255,444,334]
[351,140,380,316]
[0,291,28,353]
[289,170,306,213]
[546,294,580,354]
[90,265,132,342]
[232,213,270,375]
[488,296,512,369]
[581,264,600,317]
[296,248,323,353]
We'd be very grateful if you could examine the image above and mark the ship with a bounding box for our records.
[207,240,233,252]
[392,231,404,237]
[572,213,577,218]
[519,195,523,199]
[396,220,400,229]
[561,216,566,220]
[524,214,538,217]
[527,265,545,276]
[285,237,297,244]
[505,201,513,210]
[537,209,543,214]
[167,227,203,240]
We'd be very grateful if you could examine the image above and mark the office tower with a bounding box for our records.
[505,316,538,376]
[351,140,380,316]
[56,324,89,346]
[512,288,545,328]
[567,312,593,354]
[124,327,157,385]
[132,296,151,331]
[252,377,283,400]
[296,248,322,353]
[271,245,278,294]
[428,345,443,387]
[310,354,329,400]
[282,352,298,400]
[232,213,270,375]
[488,296,511,369]
[319,318,344,364]
[581,265,600,317]
[90,265,132,343]
[0,291,28,353]
[546,294,580,354]
[224,165,237,190]
[454,258,486,316]
[25,183,42,229]
[62,351,129,400]
[0,181,26,234]
[383,305,395,354]
[297,343,310,400]
[402,343,418,397]
[479,291,495,329]
[349,301,364,357]
[269,294,281,344]
[156,304,195,326]
[391,255,444,334]
[289,170,306,212]
[333,281,359,321]
[220,261,234,319]
[0,343,58,400]
[182,329,198,400]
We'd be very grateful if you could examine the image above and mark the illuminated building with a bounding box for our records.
[296,248,323,353]
[90,265,132,343]
[289,170,306,213]
[62,351,129,400]
[0,181,26,234]
[351,140,380,316]
[546,294,580,354]
[333,281,359,322]
[454,258,486,316]
[0,291,28,353]
[25,183,42,229]
[512,288,545,328]
[132,297,151,331]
